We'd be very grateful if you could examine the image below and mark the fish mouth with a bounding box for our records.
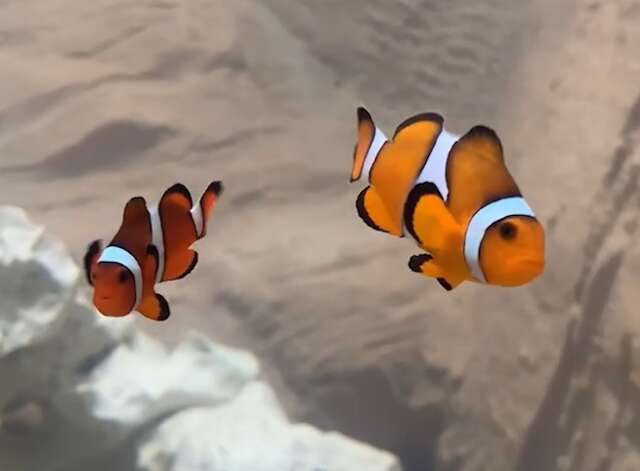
[492,257,544,287]
[94,301,120,317]
[519,258,544,271]
[96,295,114,304]
[513,257,545,281]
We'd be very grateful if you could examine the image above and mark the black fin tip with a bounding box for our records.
[408,253,433,273]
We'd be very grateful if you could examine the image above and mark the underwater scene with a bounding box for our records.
[0,1,639,470]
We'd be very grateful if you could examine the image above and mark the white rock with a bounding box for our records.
[0,206,78,354]
[74,331,259,426]
[0,206,402,471]
[137,380,401,471]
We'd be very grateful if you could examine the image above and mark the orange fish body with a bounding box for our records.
[83,181,223,321]
[350,107,544,290]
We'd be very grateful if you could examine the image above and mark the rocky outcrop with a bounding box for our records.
[0,206,401,471]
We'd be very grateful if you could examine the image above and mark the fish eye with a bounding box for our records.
[499,221,518,240]
[118,270,130,283]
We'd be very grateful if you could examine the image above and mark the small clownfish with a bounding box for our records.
[350,107,544,290]
[83,181,223,321]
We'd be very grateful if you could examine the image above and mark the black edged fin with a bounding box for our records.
[83,240,103,285]
[408,253,433,273]
[156,293,171,321]
[206,180,224,198]
[459,125,504,161]
[176,251,199,280]
[394,112,444,138]
[356,187,388,234]
[408,253,455,291]
[351,106,378,183]
[127,196,146,205]
[436,278,453,291]
[162,183,193,207]
[146,243,160,262]
[122,196,148,225]
[404,182,444,243]
[357,106,374,125]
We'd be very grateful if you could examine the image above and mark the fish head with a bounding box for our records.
[479,214,545,286]
[91,262,136,316]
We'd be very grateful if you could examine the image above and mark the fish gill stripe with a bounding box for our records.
[149,205,165,284]
[363,128,388,183]
[463,196,535,283]
[97,246,143,311]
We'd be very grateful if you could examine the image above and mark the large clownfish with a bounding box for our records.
[350,107,544,290]
[83,181,223,321]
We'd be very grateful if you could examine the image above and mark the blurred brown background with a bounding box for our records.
[1,0,639,470]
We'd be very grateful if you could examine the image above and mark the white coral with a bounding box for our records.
[0,206,401,471]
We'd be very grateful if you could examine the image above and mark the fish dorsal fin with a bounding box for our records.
[111,196,152,260]
[368,112,444,236]
[393,112,444,140]
[445,125,520,222]
[453,125,505,165]
[122,196,149,226]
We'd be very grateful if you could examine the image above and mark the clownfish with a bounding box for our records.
[83,181,223,321]
[349,107,544,290]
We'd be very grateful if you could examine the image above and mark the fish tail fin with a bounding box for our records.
[356,186,402,237]
[350,106,388,182]
[191,180,223,240]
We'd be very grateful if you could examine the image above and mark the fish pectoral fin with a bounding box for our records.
[435,277,454,291]
[408,189,462,255]
[436,275,464,291]
[356,186,403,236]
[408,254,464,291]
[409,253,446,279]
[408,253,435,273]
[163,250,199,282]
[83,239,103,286]
[138,293,171,322]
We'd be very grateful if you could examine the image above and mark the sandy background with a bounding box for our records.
[1,1,640,470]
